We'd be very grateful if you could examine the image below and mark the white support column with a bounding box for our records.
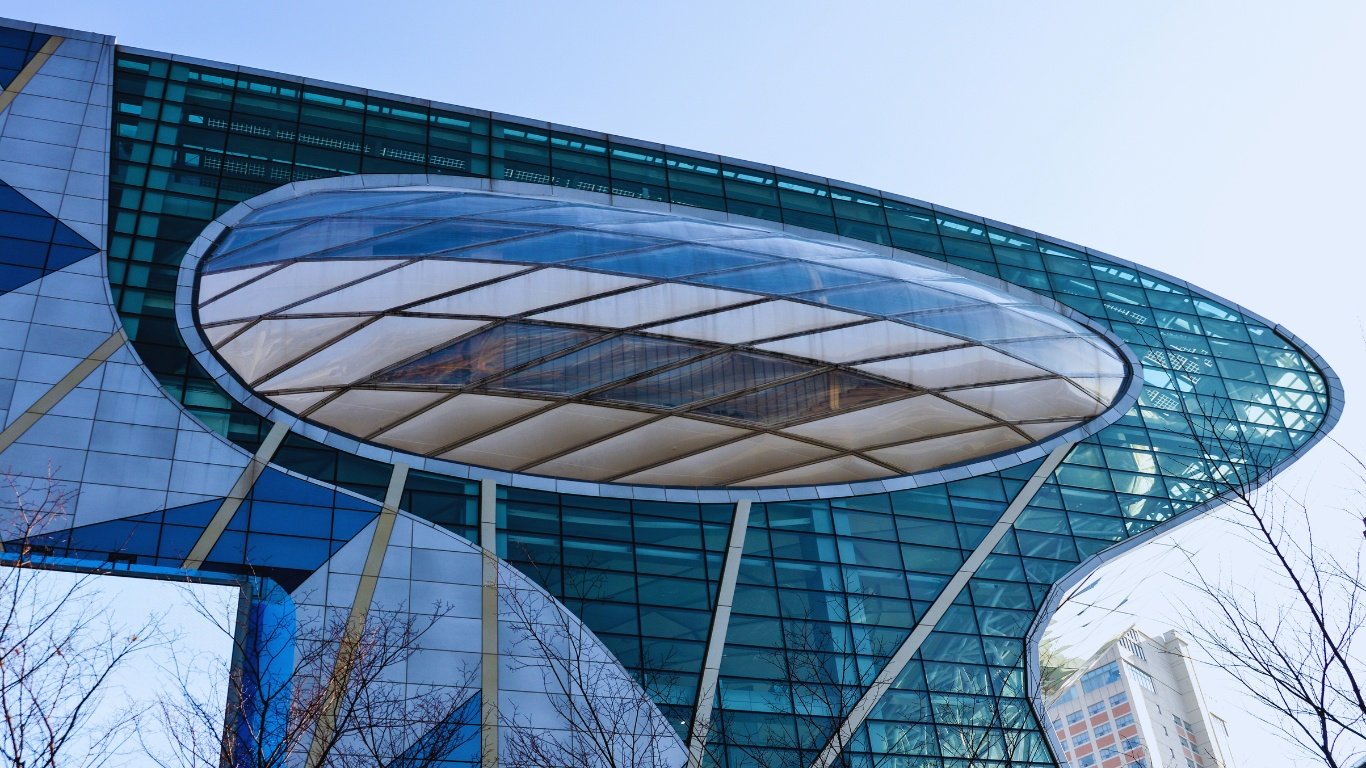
[480,477,500,768]
[807,442,1076,768]
[685,497,753,768]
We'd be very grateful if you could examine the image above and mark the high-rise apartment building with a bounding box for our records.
[1047,628,1237,768]
[0,16,1342,767]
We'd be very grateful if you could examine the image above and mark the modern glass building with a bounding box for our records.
[0,16,1342,768]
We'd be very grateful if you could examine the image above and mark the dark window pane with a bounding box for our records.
[591,351,814,409]
[371,322,600,386]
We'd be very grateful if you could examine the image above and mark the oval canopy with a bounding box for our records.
[195,188,1129,487]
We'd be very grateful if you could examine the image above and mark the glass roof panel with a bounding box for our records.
[691,261,873,295]
[441,404,654,469]
[644,300,866,344]
[479,204,666,226]
[754,321,959,363]
[569,244,773,279]
[617,433,835,486]
[868,426,1031,473]
[942,378,1108,422]
[994,336,1123,376]
[308,389,449,438]
[731,455,892,487]
[214,222,303,256]
[412,268,647,316]
[370,322,602,387]
[374,394,550,455]
[198,259,400,324]
[854,347,1048,390]
[371,193,552,218]
[899,304,1075,342]
[319,220,546,259]
[283,260,527,315]
[725,236,865,261]
[489,334,713,396]
[257,317,489,392]
[590,350,814,410]
[238,190,445,225]
[597,219,765,240]
[450,229,660,263]
[527,416,746,480]
[206,218,415,271]
[199,264,277,303]
[218,315,370,386]
[690,371,910,427]
[528,282,755,328]
[781,395,996,450]
[803,281,981,315]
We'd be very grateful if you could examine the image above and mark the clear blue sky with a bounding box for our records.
[23,2,1366,764]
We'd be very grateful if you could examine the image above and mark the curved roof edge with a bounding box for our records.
[176,174,1147,502]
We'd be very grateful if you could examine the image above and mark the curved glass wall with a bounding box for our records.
[105,49,1339,768]
[195,188,1129,486]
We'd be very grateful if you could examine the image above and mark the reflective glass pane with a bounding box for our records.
[371,322,601,387]
[803,281,979,316]
[570,244,773,279]
[452,229,659,263]
[373,192,550,218]
[490,334,713,396]
[692,261,873,295]
[321,219,546,259]
[480,204,664,226]
[691,371,910,427]
[782,395,995,449]
[207,218,415,271]
[591,351,814,409]
[755,321,958,363]
[214,222,303,255]
[258,317,488,391]
[238,190,445,224]
[529,282,755,328]
[899,305,1072,342]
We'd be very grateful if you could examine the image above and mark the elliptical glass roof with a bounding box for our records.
[196,188,1130,486]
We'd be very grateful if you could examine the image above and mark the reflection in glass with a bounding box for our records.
[490,334,712,396]
[693,261,873,295]
[591,351,813,409]
[570,244,772,279]
[692,371,910,426]
[370,322,601,387]
[803,281,979,315]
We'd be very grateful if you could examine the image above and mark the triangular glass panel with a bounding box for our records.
[691,370,912,427]
[0,179,98,294]
[488,333,714,396]
[369,322,601,387]
[0,28,51,91]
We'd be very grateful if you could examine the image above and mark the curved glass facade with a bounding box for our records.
[0,19,1339,768]
[195,187,1129,487]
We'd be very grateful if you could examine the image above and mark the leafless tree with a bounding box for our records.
[930,664,1043,767]
[498,563,681,768]
[1169,403,1366,767]
[0,469,167,768]
[723,592,907,768]
[146,583,478,768]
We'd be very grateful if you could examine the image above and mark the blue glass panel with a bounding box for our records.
[691,261,873,295]
[0,29,50,91]
[899,304,1073,342]
[371,322,602,386]
[802,281,978,316]
[214,222,303,255]
[392,691,481,767]
[479,204,661,226]
[206,218,415,271]
[489,334,714,395]
[376,192,550,219]
[591,351,815,409]
[323,219,546,259]
[239,190,446,224]
[570,243,773,279]
[691,371,911,426]
[449,229,658,264]
[0,179,98,294]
